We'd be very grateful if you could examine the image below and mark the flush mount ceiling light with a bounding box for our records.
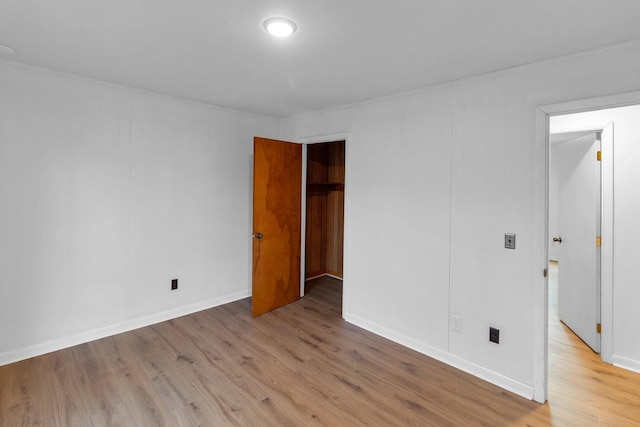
[0,43,15,55]
[263,17,297,37]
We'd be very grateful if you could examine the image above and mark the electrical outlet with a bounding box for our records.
[171,278,178,290]
[490,327,500,344]
[451,315,462,332]
[505,233,516,250]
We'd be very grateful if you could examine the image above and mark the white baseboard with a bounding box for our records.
[0,290,250,367]
[612,354,640,374]
[343,313,534,401]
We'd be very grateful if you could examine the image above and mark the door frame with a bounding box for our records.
[298,133,350,310]
[534,91,640,403]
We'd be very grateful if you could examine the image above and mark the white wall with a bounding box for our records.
[3,39,640,400]
[279,41,640,399]
[0,60,278,365]
[550,106,640,373]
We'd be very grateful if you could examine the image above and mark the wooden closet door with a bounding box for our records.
[252,137,302,317]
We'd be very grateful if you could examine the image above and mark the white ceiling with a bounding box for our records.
[2,1,640,118]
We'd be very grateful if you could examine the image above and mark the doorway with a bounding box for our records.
[251,135,348,318]
[548,129,603,353]
[303,141,345,308]
[535,95,640,403]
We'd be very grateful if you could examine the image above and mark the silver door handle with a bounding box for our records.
[553,237,562,243]
[253,232,263,239]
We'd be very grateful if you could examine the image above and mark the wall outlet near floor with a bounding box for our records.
[171,278,178,290]
[451,315,462,332]
[490,327,500,344]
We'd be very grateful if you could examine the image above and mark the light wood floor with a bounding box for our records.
[546,261,640,426]
[1,271,640,426]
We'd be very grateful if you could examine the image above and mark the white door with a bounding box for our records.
[556,132,601,353]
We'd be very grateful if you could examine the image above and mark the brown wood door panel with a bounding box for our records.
[326,190,344,276]
[252,137,302,317]
[305,190,326,277]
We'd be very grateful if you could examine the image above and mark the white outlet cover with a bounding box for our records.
[451,315,462,332]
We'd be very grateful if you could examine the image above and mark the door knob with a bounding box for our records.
[553,237,562,243]
[253,232,264,239]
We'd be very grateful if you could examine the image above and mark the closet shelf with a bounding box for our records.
[307,182,344,191]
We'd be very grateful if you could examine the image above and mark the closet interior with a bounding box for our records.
[305,141,345,280]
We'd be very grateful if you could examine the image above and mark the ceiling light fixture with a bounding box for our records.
[0,43,15,55]
[263,17,297,38]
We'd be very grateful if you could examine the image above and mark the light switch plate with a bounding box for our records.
[505,233,516,249]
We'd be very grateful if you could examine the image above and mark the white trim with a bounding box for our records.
[298,132,351,144]
[344,314,534,400]
[0,59,276,121]
[532,108,550,403]
[300,143,308,297]
[342,136,351,318]
[613,355,640,374]
[541,91,640,116]
[0,290,250,367]
[281,41,640,123]
[535,90,640,404]
[600,123,615,364]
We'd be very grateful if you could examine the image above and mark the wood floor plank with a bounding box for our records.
[2,271,640,425]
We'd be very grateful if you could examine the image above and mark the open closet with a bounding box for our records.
[305,141,345,280]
